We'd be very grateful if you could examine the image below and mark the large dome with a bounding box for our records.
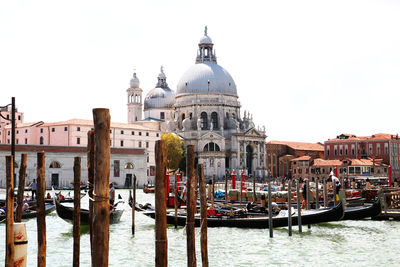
[176,62,237,96]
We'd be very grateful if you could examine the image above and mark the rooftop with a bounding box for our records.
[267,141,324,151]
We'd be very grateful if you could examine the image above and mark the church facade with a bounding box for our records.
[133,29,268,178]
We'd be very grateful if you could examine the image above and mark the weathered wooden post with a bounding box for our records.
[5,156,14,267]
[253,176,257,203]
[92,108,110,267]
[225,170,228,205]
[199,164,208,267]
[186,145,197,267]
[240,174,243,209]
[16,154,27,223]
[306,179,311,229]
[36,152,46,267]
[268,179,273,237]
[212,174,215,207]
[87,130,95,262]
[315,178,319,209]
[323,178,327,207]
[73,157,81,267]
[288,178,292,236]
[296,179,302,233]
[132,174,137,235]
[174,172,178,229]
[155,140,167,267]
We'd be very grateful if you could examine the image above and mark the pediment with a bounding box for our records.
[200,131,225,141]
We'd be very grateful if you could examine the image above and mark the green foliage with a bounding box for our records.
[161,133,183,171]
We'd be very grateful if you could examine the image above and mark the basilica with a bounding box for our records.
[127,29,267,178]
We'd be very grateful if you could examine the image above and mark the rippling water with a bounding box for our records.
[1,189,399,266]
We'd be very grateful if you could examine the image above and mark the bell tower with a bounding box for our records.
[127,71,143,123]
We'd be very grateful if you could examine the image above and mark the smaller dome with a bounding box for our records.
[144,87,175,110]
[199,35,213,44]
[130,72,140,88]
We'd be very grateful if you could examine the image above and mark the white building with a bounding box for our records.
[0,144,147,189]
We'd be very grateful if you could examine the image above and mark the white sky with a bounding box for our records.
[1,0,399,143]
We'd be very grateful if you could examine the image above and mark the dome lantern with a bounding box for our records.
[130,71,140,89]
[196,26,217,64]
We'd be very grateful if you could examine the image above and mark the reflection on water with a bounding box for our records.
[1,189,399,266]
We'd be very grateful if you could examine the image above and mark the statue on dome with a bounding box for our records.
[204,25,208,36]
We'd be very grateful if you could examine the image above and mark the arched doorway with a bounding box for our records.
[246,145,253,175]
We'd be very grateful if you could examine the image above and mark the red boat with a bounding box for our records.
[143,186,155,194]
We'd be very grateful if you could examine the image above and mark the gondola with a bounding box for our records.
[0,203,56,222]
[55,200,124,224]
[342,197,382,220]
[140,201,345,229]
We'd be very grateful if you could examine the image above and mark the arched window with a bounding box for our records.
[203,142,220,152]
[181,113,185,122]
[201,112,208,130]
[40,136,44,145]
[211,112,218,129]
[49,161,61,168]
[124,162,134,169]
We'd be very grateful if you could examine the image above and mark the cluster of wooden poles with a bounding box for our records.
[5,109,128,267]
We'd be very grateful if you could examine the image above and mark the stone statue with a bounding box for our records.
[197,117,201,130]
[210,121,213,131]
[182,118,191,131]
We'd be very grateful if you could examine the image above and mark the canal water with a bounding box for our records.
[1,189,399,266]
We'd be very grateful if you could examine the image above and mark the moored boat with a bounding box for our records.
[55,200,124,224]
[140,201,345,228]
[0,203,56,222]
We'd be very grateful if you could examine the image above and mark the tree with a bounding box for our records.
[161,133,183,171]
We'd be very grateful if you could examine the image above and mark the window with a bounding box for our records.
[139,141,142,148]
[40,128,43,133]
[345,149,348,155]
[49,161,61,168]
[385,143,389,154]
[211,112,218,129]
[147,156,149,163]
[203,142,220,152]
[146,142,149,148]
[25,129,28,133]
[16,139,18,144]
[146,132,149,136]
[25,138,27,144]
[77,127,80,131]
[327,150,330,156]
[305,168,309,174]
[131,131,134,135]
[139,132,142,136]
[52,128,55,132]
[40,136,44,145]
[8,131,10,136]
[16,130,19,134]
[121,130,124,134]
[294,169,296,174]
[189,113,193,120]
[64,127,68,131]
[201,112,208,130]
[340,149,343,155]
[352,149,355,155]
[156,133,159,137]
[120,140,124,147]
[160,112,165,120]
[334,149,337,156]
[181,113,185,122]
[77,138,80,145]
[18,115,21,120]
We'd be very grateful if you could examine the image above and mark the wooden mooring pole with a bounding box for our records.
[87,130,95,263]
[92,108,110,267]
[5,156,14,267]
[174,172,178,229]
[306,179,311,229]
[315,178,320,209]
[36,152,46,267]
[253,176,256,203]
[296,179,302,233]
[16,154,27,223]
[186,145,197,267]
[155,140,167,267]
[212,174,215,207]
[323,178,327,207]
[225,170,228,205]
[268,179,273,237]
[132,174,137,235]
[288,178,292,236]
[73,157,81,267]
[199,164,209,267]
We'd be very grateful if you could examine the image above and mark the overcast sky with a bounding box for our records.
[1,0,399,143]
